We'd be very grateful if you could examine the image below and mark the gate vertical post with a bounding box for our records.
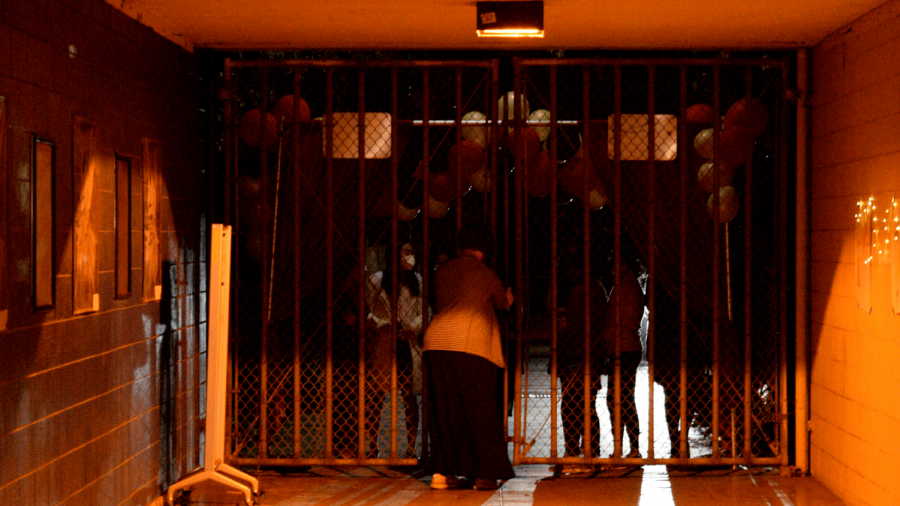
[742,66,754,461]
[323,69,342,460]
[640,65,656,462]
[258,68,270,460]
[678,65,689,461]
[612,62,624,461]
[223,59,236,460]
[781,58,794,469]
[490,62,500,253]
[580,64,593,460]
[455,68,464,228]
[549,63,559,460]
[292,68,309,460]
[357,68,370,460]
[223,62,234,227]
[421,67,433,461]
[513,59,525,462]
[711,65,722,458]
[390,65,402,461]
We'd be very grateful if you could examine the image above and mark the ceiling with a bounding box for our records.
[107,0,889,53]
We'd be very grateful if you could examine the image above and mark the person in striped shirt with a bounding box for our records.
[423,223,515,491]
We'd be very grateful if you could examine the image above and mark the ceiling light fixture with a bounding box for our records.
[476,1,544,38]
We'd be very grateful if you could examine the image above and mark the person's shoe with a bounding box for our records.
[473,478,500,491]
[430,473,461,490]
[625,447,641,459]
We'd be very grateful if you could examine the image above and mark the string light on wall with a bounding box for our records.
[856,196,874,312]
[857,197,875,265]
[892,196,900,314]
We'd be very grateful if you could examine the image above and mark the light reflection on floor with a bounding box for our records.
[518,359,712,460]
[638,466,676,506]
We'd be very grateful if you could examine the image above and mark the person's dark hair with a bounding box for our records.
[381,243,420,297]
[457,222,495,257]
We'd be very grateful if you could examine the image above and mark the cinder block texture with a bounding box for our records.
[811,1,900,505]
[0,0,206,505]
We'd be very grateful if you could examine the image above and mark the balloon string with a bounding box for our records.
[267,125,284,323]
[725,222,733,322]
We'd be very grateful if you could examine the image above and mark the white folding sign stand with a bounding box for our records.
[166,224,260,505]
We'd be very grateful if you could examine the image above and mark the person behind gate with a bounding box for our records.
[423,222,515,491]
[365,241,424,459]
[601,258,646,460]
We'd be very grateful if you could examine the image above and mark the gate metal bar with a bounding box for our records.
[678,64,689,462]
[548,63,559,459]
[257,69,270,460]
[742,66,754,460]
[711,65,721,459]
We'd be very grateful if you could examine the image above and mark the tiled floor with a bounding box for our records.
[179,464,847,505]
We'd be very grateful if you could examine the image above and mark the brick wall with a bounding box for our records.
[810,1,900,505]
[0,0,205,505]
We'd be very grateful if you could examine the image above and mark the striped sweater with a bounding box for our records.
[423,255,510,368]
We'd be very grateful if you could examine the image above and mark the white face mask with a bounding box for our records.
[401,252,415,269]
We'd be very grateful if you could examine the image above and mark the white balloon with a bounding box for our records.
[395,201,420,222]
[470,168,492,193]
[425,195,450,218]
[697,160,735,193]
[706,185,740,223]
[694,128,715,159]
[588,188,609,210]
[529,109,551,142]
[461,111,489,148]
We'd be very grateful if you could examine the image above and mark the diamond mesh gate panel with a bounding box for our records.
[513,58,789,467]
[223,60,500,466]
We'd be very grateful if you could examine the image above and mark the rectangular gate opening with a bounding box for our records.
[218,55,791,469]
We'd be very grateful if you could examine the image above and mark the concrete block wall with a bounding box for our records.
[810,1,900,505]
[0,0,206,505]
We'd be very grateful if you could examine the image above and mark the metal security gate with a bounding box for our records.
[219,55,791,469]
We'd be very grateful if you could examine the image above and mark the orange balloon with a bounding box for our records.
[510,127,542,164]
[239,109,279,149]
[560,158,600,199]
[272,95,311,125]
[718,126,756,166]
[430,173,460,203]
[448,140,486,180]
[685,103,716,123]
[526,151,554,197]
[724,98,768,137]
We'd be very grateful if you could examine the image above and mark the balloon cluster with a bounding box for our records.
[238,94,312,149]
[460,92,608,211]
[689,98,768,223]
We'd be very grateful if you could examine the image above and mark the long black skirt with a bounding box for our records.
[424,350,515,480]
